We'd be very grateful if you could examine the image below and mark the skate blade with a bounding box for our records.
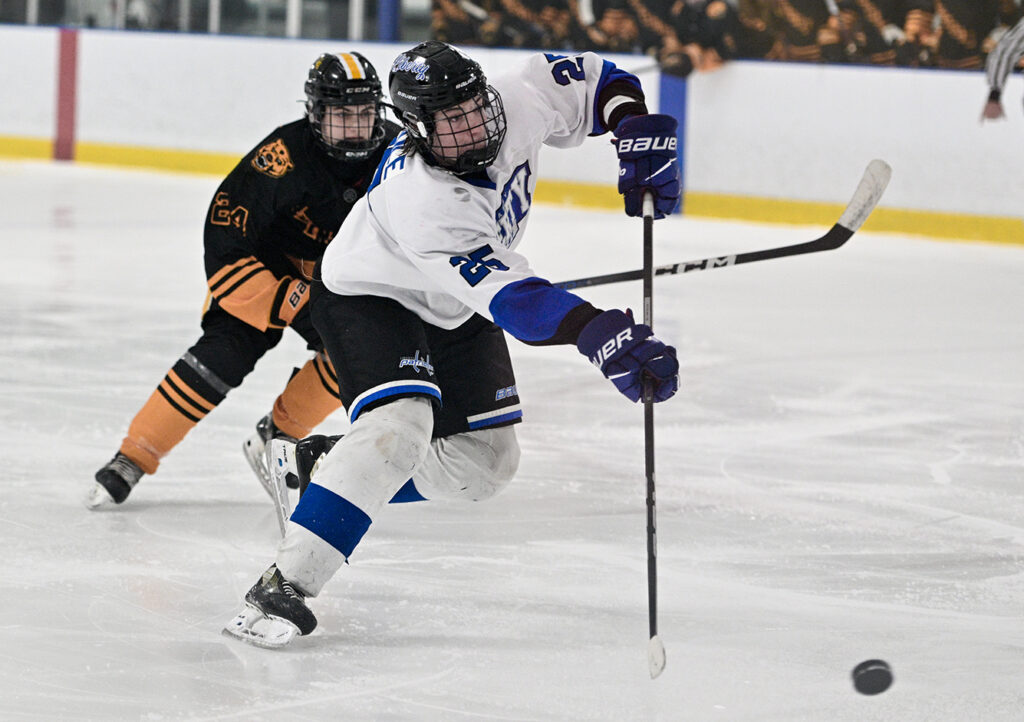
[242,434,276,503]
[268,438,298,481]
[222,604,300,649]
[266,439,295,538]
[84,482,116,511]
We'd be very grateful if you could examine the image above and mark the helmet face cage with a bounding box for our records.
[423,86,506,175]
[305,52,386,161]
[389,42,507,174]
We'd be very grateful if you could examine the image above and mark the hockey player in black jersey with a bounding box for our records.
[88,52,400,521]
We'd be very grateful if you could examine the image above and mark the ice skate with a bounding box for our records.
[294,434,342,497]
[223,564,317,649]
[86,453,144,510]
[265,437,298,536]
[243,412,299,503]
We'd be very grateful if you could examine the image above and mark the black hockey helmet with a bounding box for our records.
[304,52,386,161]
[388,41,506,174]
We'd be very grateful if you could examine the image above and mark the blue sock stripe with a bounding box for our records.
[290,483,372,558]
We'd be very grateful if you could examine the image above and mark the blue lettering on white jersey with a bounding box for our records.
[450,244,510,286]
[368,132,409,193]
[544,53,586,85]
[495,162,532,248]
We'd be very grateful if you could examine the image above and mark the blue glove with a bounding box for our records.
[576,310,679,403]
[614,114,681,219]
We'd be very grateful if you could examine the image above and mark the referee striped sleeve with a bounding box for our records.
[987,19,1024,94]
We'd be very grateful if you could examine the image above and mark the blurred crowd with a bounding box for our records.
[432,0,1024,76]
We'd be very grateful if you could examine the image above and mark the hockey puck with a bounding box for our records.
[852,659,893,695]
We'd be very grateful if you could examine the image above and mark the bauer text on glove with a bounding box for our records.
[576,309,679,403]
[614,114,680,219]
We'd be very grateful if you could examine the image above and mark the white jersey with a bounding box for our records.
[319,52,641,343]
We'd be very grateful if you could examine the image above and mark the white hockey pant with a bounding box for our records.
[276,396,520,596]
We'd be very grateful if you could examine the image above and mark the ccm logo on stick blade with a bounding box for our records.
[618,137,676,153]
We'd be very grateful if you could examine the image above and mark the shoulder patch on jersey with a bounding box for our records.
[251,139,295,178]
[368,132,409,193]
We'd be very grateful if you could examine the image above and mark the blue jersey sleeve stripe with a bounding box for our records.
[468,409,523,430]
[489,277,586,343]
[592,60,642,135]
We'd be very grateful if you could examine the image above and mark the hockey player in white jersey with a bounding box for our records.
[224,40,681,647]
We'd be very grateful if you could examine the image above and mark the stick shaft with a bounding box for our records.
[555,159,891,292]
[641,193,658,641]
[555,224,853,290]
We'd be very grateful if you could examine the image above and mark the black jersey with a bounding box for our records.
[203,118,401,331]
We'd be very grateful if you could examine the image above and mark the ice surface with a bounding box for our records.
[1,160,1022,720]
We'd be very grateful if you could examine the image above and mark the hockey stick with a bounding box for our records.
[554,159,892,291]
[642,192,666,680]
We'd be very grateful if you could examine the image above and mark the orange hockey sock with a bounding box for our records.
[271,351,342,439]
[119,368,217,474]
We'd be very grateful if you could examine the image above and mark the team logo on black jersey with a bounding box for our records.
[251,139,295,178]
[398,350,434,376]
[495,162,532,247]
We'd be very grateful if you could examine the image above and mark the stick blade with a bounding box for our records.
[837,159,891,232]
[648,635,666,678]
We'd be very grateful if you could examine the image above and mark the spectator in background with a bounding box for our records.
[434,0,586,48]
[493,0,588,49]
[628,0,743,78]
[732,0,787,59]
[837,0,911,66]
[673,0,742,69]
[433,0,490,44]
[770,0,833,62]
[578,0,644,53]
[622,0,688,59]
[928,0,1020,70]
[431,0,1022,73]
[894,1,937,66]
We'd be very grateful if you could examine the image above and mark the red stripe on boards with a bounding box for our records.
[55,28,78,161]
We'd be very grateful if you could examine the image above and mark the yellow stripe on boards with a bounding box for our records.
[683,192,1024,246]
[73,142,237,176]
[0,136,54,160]
[531,181,1024,246]
[2,136,1020,247]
